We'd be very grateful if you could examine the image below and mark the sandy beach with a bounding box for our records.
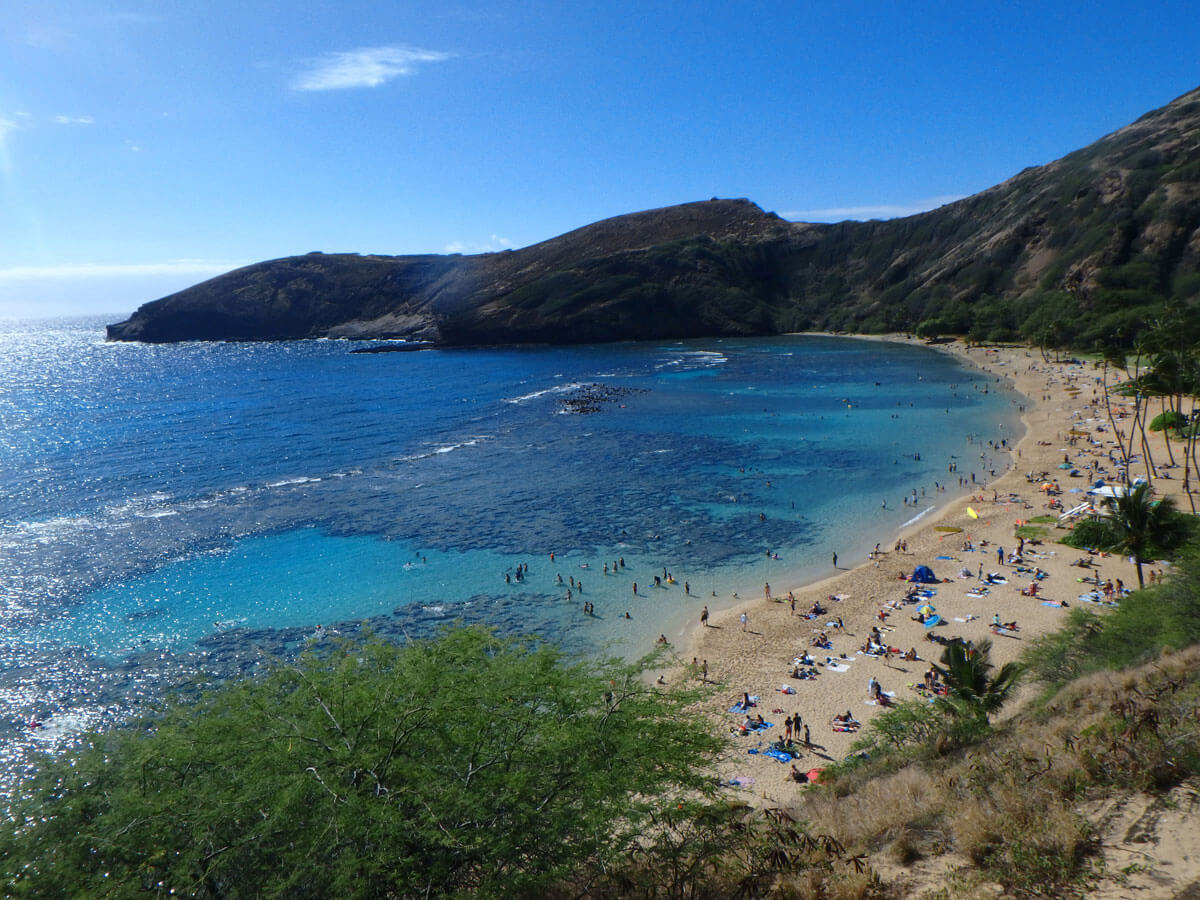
[674,337,1190,805]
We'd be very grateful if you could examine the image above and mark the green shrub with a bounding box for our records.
[0,627,726,900]
[1149,410,1187,432]
[1061,516,1119,549]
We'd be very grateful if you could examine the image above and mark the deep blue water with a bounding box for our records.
[0,316,1023,789]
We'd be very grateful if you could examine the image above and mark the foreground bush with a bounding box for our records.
[0,627,727,899]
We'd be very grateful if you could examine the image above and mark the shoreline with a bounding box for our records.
[677,335,1177,805]
[673,333,1028,654]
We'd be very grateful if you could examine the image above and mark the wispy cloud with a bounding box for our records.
[54,115,95,125]
[783,195,965,223]
[444,234,514,254]
[0,116,23,179]
[292,44,452,91]
[22,12,156,50]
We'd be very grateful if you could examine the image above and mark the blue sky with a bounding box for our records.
[1,1,1198,317]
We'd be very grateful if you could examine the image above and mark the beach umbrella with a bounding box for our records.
[923,614,942,629]
[967,507,979,519]
[918,604,935,616]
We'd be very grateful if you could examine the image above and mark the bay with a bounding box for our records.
[0,316,1022,792]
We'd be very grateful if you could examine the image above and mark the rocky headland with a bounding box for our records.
[108,86,1200,348]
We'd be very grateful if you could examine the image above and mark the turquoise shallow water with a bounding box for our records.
[0,317,1023,789]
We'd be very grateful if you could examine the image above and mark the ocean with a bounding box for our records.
[0,316,1023,790]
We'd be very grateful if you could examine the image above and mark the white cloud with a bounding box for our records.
[292,45,452,91]
[444,234,513,254]
[54,115,95,125]
[783,195,965,223]
[125,139,142,152]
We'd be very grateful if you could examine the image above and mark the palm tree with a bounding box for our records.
[1104,483,1189,587]
[932,639,1023,723]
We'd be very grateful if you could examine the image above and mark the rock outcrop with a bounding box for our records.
[108,87,1200,347]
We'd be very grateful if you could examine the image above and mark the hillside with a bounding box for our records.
[107,87,1200,347]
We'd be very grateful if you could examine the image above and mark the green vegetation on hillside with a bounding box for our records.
[0,629,733,899]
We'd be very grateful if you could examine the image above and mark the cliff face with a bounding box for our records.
[108,87,1200,347]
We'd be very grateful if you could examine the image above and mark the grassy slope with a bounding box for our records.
[767,537,1200,900]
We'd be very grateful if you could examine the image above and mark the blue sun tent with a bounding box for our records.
[910,565,938,584]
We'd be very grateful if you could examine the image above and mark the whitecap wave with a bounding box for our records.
[503,382,589,404]
[265,476,322,488]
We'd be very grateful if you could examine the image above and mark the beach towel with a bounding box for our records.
[935,555,954,560]
[724,775,755,787]
[1041,600,1065,608]
[826,663,850,672]
[764,748,797,763]
[923,614,942,628]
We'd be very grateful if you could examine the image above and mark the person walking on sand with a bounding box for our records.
[740,612,748,632]
[700,605,709,627]
[764,582,771,600]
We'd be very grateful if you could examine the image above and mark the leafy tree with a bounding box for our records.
[0,627,725,900]
[1104,483,1192,587]
[932,639,1023,724]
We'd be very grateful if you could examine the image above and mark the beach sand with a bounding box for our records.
[672,337,1191,805]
